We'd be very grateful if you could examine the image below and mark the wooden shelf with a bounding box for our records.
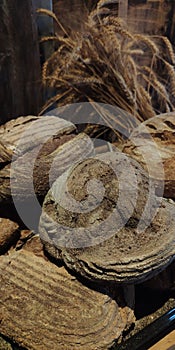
[149,330,175,350]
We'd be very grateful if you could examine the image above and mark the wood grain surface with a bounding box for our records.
[149,330,175,350]
[0,0,42,124]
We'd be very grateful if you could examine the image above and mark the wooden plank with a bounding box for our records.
[33,0,54,62]
[53,0,88,34]
[0,0,42,124]
[149,330,175,350]
[127,0,171,35]
[118,0,128,22]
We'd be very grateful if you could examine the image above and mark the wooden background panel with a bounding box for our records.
[53,0,89,34]
[53,0,175,41]
[127,0,172,36]
[0,0,42,125]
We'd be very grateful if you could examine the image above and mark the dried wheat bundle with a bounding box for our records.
[39,4,175,137]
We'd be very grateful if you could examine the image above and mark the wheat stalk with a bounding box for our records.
[37,8,68,36]
[134,34,159,55]
[40,4,175,131]
[152,35,175,64]
[97,0,118,10]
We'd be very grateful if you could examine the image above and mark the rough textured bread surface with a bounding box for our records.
[122,112,175,198]
[39,152,175,283]
[0,250,134,350]
[0,218,19,254]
